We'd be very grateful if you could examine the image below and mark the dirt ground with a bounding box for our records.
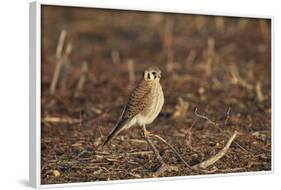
[41,6,271,184]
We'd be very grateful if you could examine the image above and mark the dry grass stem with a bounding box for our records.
[230,66,253,90]
[125,151,154,156]
[111,50,120,64]
[127,59,135,84]
[193,131,238,169]
[150,133,195,172]
[127,139,147,144]
[55,29,67,58]
[74,61,88,97]
[207,37,215,57]
[50,30,72,95]
[152,164,179,177]
[194,108,217,126]
[173,97,189,118]
[195,107,255,157]
[256,82,264,102]
[49,58,64,95]
[224,107,231,126]
[204,37,216,76]
[42,116,81,124]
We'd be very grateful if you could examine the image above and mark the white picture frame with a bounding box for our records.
[29,0,274,188]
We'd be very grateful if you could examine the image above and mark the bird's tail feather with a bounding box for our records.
[102,119,128,146]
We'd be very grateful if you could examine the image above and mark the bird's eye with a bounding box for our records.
[152,72,156,76]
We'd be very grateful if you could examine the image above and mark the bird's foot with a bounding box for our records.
[143,129,152,137]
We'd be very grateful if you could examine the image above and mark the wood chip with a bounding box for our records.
[52,170,60,177]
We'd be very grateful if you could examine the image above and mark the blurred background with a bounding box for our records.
[41,5,271,184]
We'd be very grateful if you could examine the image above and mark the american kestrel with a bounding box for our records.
[103,66,164,146]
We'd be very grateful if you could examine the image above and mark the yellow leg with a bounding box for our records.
[143,125,151,137]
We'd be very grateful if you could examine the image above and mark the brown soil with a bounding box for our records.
[41,5,271,185]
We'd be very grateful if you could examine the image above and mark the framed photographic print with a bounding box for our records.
[29,0,273,188]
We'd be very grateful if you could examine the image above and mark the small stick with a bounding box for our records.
[152,164,179,177]
[56,29,67,59]
[128,172,142,178]
[205,37,215,76]
[233,141,256,157]
[111,50,120,64]
[50,43,72,95]
[125,151,154,156]
[173,97,189,119]
[58,43,72,91]
[256,82,264,102]
[49,58,64,95]
[42,116,81,124]
[207,37,215,58]
[127,139,147,144]
[194,108,217,126]
[74,61,88,97]
[224,107,231,126]
[219,167,244,173]
[127,59,135,85]
[151,134,196,172]
[186,119,198,149]
[193,131,238,169]
[195,107,256,157]
[230,66,253,90]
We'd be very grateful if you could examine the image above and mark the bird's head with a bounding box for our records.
[143,66,162,81]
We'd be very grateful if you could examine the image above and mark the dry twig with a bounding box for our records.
[111,50,120,64]
[50,41,72,95]
[151,134,195,172]
[256,82,264,102]
[74,61,88,97]
[194,107,255,157]
[173,97,189,118]
[230,66,253,90]
[125,151,154,156]
[194,108,217,126]
[127,59,135,84]
[193,131,238,169]
[55,29,67,59]
[42,116,81,124]
[152,164,179,177]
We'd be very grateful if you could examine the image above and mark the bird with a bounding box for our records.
[103,66,164,146]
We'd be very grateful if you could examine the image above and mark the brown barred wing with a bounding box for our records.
[121,80,151,120]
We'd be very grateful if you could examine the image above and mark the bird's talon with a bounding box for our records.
[144,130,152,137]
